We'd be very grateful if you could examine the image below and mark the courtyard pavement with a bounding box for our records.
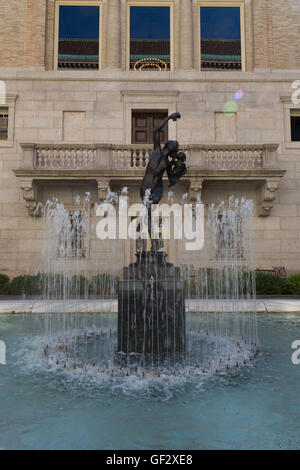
[0,298,300,314]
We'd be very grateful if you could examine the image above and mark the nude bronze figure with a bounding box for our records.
[140,112,187,251]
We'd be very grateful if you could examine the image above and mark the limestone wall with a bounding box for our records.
[0,70,299,276]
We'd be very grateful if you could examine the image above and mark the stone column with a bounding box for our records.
[106,0,121,69]
[179,0,193,70]
[120,0,127,71]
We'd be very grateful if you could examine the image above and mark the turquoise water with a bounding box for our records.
[0,313,299,450]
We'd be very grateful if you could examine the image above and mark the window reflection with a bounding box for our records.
[200,6,242,71]
[58,5,100,69]
[130,6,170,71]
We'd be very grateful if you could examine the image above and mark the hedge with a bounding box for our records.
[0,274,9,295]
[1,271,300,297]
[285,274,300,295]
[1,273,119,297]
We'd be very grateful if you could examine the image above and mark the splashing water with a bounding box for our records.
[22,194,258,393]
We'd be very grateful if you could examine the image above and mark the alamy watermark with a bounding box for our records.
[292,80,300,105]
[0,80,6,105]
[291,340,300,365]
[96,197,205,251]
[0,340,6,365]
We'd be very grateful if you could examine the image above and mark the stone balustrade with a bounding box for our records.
[112,145,152,169]
[203,145,264,170]
[15,142,284,218]
[111,145,191,169]
[19,142,278,171]
[35,144,97,169]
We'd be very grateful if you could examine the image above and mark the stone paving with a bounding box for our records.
[0,299,300,314]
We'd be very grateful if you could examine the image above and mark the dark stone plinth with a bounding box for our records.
[117,251,185,359]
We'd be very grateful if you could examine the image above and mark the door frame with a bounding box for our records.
[131,109,169,144]
[121,90,179,144]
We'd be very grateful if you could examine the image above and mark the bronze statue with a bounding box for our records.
[140,112,187,251]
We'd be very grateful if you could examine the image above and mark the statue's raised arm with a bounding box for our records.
[153,112,181,151]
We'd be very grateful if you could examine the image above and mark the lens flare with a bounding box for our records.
[223,101,238,116]
[234,89,244,101]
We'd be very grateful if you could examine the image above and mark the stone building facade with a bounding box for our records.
[0,0,300,278]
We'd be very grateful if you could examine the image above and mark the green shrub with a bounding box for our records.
[255,272,290,295]
[5,274,44,296]
[90,273,119,297]
[0,274,9,294]
[285,274,300,295]
[71,275,89,297]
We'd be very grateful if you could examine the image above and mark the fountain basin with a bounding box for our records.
[0,312,299,450]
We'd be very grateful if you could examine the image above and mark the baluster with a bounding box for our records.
[85,149,89,168]
[71,149,75,168]
[226,150,229,169]
[241,149,245,169]
[122,149,126,168]
[119,149,124,168]
[233,149,237,170]
[142,150,147,167]
[46,148,50,168]
[48,148,53,168]
[37,148,41,168]
[247,150,250,169]
[228,150,232,169]
[132,149,137,167]
[218,150,222,170]
[251,151,255,168]
[207,150,212,169]
[65,149,69,168]
[259,150,263,168]
[40,148,45,167]
[59,148,63,168]
[146,149,150,165]
[89,149,93,168]
[257,150,262,168]
[112,149,117,168]
[36,148,40,168]
[125,149,131,168]
[224,150,228,169]
[238,149,242,169]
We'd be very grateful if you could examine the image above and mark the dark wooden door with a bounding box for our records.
[132,110,168,144]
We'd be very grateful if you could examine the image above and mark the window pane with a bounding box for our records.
[200,6,241,71]
[58,5,100,69]
[291,113,300,141]
[130,6,170,71]
[0,107,8,140]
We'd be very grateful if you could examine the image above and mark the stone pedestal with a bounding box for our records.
[117,251,185,359]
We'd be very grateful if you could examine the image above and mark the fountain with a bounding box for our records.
[29,113,258,387]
